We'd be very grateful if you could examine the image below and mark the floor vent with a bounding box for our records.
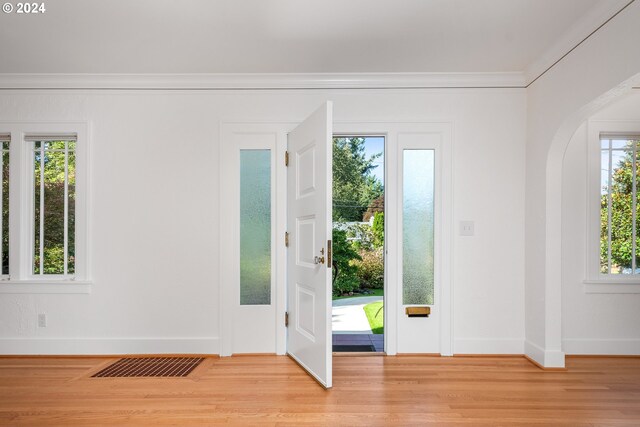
[92,357,204,378]
[333,344,376,352]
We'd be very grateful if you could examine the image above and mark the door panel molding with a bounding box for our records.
[286,102,333,388]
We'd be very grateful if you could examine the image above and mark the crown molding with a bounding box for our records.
[0,72,526,90]
[525,0,632,85]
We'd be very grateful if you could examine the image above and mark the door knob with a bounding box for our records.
[314,248,325,265]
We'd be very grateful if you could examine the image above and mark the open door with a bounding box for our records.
[286,101,333,388]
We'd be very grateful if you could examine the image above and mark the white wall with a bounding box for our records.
[0,88,526,355]
[525,1,640,367]
[562,93,640,355]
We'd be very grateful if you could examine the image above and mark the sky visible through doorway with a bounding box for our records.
[363,136,385,185]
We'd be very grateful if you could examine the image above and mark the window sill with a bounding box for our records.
[583,279,640,294]
[0,281,92,294]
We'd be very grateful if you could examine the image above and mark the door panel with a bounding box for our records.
[287,102,333,388]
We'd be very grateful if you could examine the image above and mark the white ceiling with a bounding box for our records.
[0,0,627,75]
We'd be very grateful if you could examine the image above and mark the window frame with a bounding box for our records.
[585,120,640,292]
[0,134,10,280]
[0,122,91,293]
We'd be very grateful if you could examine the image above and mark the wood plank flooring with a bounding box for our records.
[0,355,639,426]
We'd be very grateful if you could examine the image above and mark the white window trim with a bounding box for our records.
[0,122,91,294]
[585,120,640,293]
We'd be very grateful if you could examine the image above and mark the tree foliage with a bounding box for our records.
[33,141,76,274]
[353,248,384,289]
[1,149,8,274]
[371,212,384,249]
[601,145,639,273]
[332,137,385,295]
[333,137,383,221]
[331,228,361,295]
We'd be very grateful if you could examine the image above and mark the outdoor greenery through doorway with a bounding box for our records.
[332,136,384,335]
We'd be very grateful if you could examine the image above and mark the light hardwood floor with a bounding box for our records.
[0,355,639,426]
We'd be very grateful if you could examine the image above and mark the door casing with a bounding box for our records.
[219,120,452,357]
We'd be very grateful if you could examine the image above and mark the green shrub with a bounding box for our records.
[333,270,360,295]
[332,228,361,295]
[354,248,384,289]
[372,212,384,248]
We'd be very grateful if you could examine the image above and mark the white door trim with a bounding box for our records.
[333,121,453,356]
[220,120,453,357]
[219,122,290,356]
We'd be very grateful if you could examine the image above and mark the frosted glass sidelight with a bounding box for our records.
[240,150,271,305]
[403,150,435,305]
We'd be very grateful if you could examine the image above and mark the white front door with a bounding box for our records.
[286,102,333,388]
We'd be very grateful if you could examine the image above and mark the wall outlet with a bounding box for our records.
[460,221,475,236]
[37,313,47,328]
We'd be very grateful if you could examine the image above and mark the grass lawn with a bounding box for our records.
[363,301,384,334]
[332,288,384,301]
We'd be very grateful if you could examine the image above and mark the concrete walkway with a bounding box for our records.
[332,296,383,335]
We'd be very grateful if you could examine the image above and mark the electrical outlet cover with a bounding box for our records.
[460,221,475,236]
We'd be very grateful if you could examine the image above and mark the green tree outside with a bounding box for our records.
[33,141,76,275]
[333,137,383,221]
[601,141,639,273]
[331,137,385,296]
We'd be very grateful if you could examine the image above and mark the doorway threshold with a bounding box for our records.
[332,333,384,353]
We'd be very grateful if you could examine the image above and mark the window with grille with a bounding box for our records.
[599,134,640,276]
[0,125,88,288]
[30,137,76,276]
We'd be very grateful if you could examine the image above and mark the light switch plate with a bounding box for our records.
[460,221,474,236]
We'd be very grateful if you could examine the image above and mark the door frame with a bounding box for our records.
[219,122,291,356]
[219,120,453,357]
[331,131,388,353]
[333,121,453,356]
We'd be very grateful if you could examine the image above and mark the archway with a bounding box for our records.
[544,73,640,366]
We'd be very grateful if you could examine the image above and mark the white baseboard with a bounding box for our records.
[454,338,524,354]
[563,338,640,355]
[0,337,219,355]
[524,340,565,368]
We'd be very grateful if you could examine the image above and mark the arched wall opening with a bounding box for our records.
[558,85,640,355]
[539,74,640,367]
[524,0,640,368]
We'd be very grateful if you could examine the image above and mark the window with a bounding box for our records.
[31,137,76,276]
[402,149,435,305]
[586,121,640,291]
[239,149,271,305]
[0,124,89,290]
[0,134,9,277]
[599,134,640,275]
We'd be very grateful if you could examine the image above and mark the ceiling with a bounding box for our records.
[0,0,628,75]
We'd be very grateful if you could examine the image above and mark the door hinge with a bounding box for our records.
[285,231,289,247]
[285,151,289,166]
[285,312,289,327]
